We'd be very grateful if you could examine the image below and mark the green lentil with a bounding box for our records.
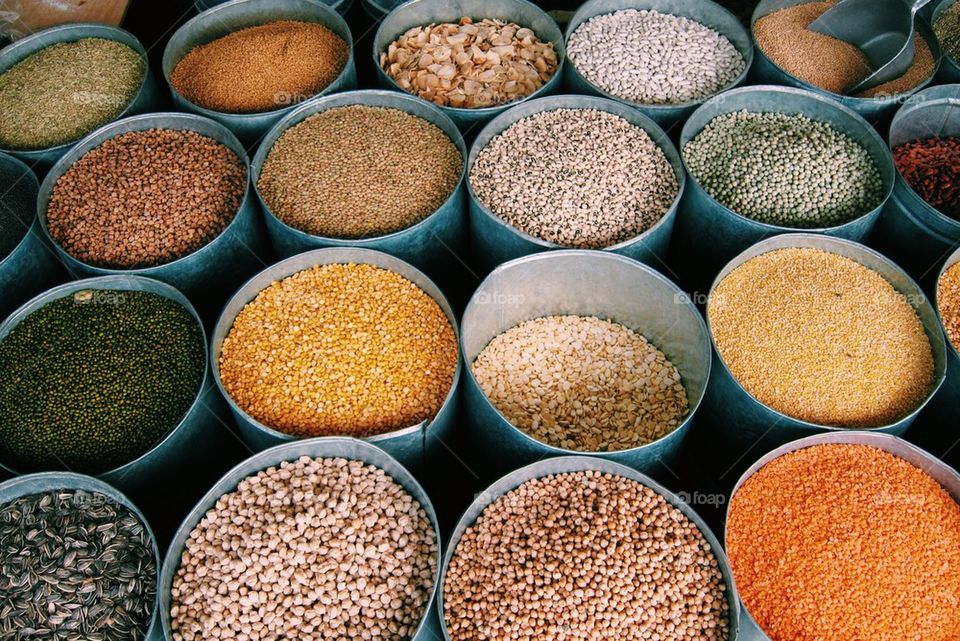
[0,39,144,151]
[683,110,884,227]
[0,290,205,473]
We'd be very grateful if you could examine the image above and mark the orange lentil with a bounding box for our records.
[727,443,960,641]
[170,20,348,114]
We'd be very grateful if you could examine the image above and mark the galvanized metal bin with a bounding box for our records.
[210,247,461,476]
[164,0,358,146]
[195,0,353,17]
[437,456,740,641]
[0,276,229,506]
[869,84,960,291]
[726,431,960,641]
[159,437,443,641]
[934,0,960,83]
[467,94,685,272]
[372,0,566,135]
[563,0,753,128]
[0,23,162,172]
[751,0,942,123]
[36,112,268,325]
[701,234,947,479]
[672,85,895,295]
[0,152,64,321]
[459,250,711,481]
[252,90,467,277]
[0,472,163,641]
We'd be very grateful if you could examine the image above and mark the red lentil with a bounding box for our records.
[727,443,960,641]
[893,136,960,219]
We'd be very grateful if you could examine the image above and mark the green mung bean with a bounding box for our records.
[0,38,143,150]
[0,289,205,473]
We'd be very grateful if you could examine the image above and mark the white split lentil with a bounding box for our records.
[470,108,678,248]
[471,315,688,451]
[567,9,745,105]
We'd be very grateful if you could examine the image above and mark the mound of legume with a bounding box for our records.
[0,289,206,473]
[936,1,960,62]
[170,455,437,641]
[894,136,960,219]
[444,470,730,641]
[257,105,462,238]
[728,443,960,641]
[380,18,558,109]
[0,489,157,641]
[171,21,348,114]
[0,163,34,261]
[939,262,960,351]
[218,263,458,437]
[471,108,678,248]
[472,315,688,451]
[708,247,933,427]
[46,128,246,269]
[755,2,934,97]
[684,111,884,227]
[0,38,143,150]
[567,9,745,105]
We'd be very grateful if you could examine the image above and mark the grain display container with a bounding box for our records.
[164,0,357,146]
[36,112,266,324]
[0,23,161,172]
[702,234,946,477]
[160,437,443,641]
[751,0,941,122]
[372,0,565,134]
[673,85,894,293]
[460,250,710,481]
[252,90,466,276]
[563,0,752,127]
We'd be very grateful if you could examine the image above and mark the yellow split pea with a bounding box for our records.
[219,263,458,437]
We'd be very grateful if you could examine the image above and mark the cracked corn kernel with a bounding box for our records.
[444,470,730,641]
[471,315,688,452]
[218,263,458,437]
[938,262,960,351]
[708,247,934,427]
[727,443,960,641]
[257,105,462,239]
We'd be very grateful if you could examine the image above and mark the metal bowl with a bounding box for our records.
[460,249,711,481]
[159,437,443,641]
[164,0,358,146]
[466,94,685,272]
[564,0,753,128]
[372,0,566,134]
[210,247,461,475]
[0,23,161,172]
[725,431,960,641]
[252,90,467,277]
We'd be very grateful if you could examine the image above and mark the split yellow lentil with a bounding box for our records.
[708,247,934,427]
[727,443,960,641]
[218,263,458,437]
[938,261,960,352]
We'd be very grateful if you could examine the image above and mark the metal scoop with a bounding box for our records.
[808,0,934,94]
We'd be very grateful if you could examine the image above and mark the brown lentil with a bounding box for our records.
[470,108,678,248]
[755,2,934,97]
[46,128,246,269]
[170,20,349,114]
[938,261,960,351]
[727,443,960,641]
[257,105,462,239]
[444,470,730,641]
[170,455,437,641]
[380,17,558,109]
[471,315,688,452]
[0,38,143,150]
[218,263,458,437]
[708,247,934,427]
